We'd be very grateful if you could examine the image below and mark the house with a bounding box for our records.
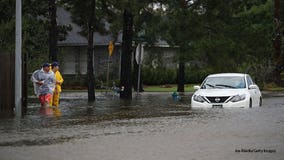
[57,8,178,86]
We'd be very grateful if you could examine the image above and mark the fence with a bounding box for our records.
[0,53,15,117]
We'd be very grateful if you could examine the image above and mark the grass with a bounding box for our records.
[62,83,284,92]
[262,86,284,91]
[63,84,198,92]
[143,84,197,92]
[264,87,284,91]
[262,83,284,91]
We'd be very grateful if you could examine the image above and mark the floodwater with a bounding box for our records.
[0,92,283,160]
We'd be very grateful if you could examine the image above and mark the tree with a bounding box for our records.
[158,0,203,92]
[234,0,275,84]
[62,0,108,102]
[0,0,15,52]
[0,0,52,113]
[186,0,275,85]
[0,0,52,69]
[271,0,282,85]
[104,0,163,99]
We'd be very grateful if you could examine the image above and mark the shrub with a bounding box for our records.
[142,67,176,85]
[185,67,209,84]
[142,66,210,85]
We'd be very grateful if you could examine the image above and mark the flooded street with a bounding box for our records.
[0,93,283,160]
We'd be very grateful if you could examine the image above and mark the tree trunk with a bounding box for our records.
[272,0,282,86]
[177,61,185,93]
[120,9,133,100]
[177,1,187,92]
[87,0,96,102]
[48,0,57,62]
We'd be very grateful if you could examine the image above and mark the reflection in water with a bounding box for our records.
[53,108,62,117]
[0,93,193,146]
[0,94,193,146]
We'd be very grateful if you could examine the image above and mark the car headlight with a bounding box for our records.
[193,95,205,103]
[230,94,246,102]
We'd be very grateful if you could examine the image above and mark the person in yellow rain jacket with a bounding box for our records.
[50,62,64,112]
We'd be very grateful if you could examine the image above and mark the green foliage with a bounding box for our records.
[0,20,15,52]
[23,16,49,71]
[184,65,210,84]
[142,67,176,85]
[0,0,280,86]
[0,0,49,70]
[158,0,203,61]
[143,0,275,85]
[61,0,110,37]
[142,65,209,85]
[192,35,239,72]
[0,0,72,73]
[0,0,15,22]
[190,0,274,82]
[235,0,273,58]
[0,0,15,52]
[93,0,166,45]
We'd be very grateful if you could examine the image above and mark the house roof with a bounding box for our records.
[57,8,118,46]
[57,8,169,47]
[57,8,87,46]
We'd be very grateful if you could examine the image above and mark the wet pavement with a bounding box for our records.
[0,92,283,160]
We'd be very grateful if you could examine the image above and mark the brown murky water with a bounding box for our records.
[0,93,283,160]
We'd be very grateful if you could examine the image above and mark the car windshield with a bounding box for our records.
[201,76,246,89]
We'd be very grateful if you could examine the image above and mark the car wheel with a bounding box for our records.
[259,97,262,107]
[249,99,252,108]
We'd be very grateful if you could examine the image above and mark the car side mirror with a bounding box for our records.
[249,84,257,90]
[193,85,201,90]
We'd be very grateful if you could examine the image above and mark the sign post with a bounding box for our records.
[135,43,144,97]
[107,41,114,87]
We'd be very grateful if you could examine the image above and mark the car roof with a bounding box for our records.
[207,73,246,78]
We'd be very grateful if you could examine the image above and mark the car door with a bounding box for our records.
[246,75,257,106]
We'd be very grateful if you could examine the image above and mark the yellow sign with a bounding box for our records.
[108,41,114,56]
